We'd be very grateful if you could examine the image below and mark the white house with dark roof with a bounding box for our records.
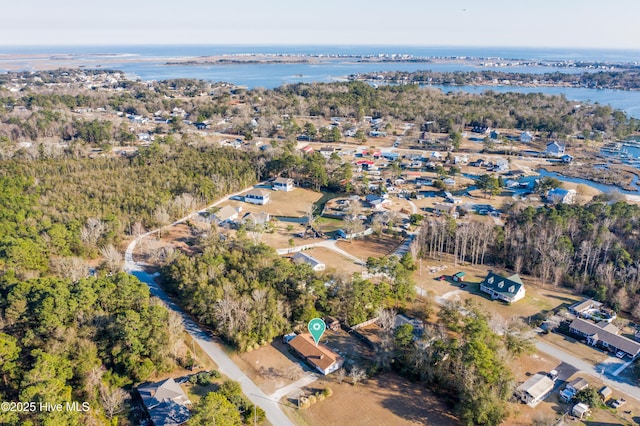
[273,177,294,192]
[480,272,525,303]
[137,378,191,426]
[244,188,270,205]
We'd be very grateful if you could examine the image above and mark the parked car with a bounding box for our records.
[612,398,626,409]
[616,351,625,359]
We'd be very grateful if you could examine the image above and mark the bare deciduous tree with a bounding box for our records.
[80,217,107,247]
[99,383,129,419]
[100,244,123,273]
[154,206,171,237]
[50,256,88,282]
[349,366,366,386]
[167,310,184,358]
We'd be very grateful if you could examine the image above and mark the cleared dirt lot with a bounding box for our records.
[284,373,460,426]
[231,340,305,396]
[294,247,362,275]
[220,187,323,217]
[336,234,404,260]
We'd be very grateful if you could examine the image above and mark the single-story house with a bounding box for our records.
[382,151,399,161]
[292,252,326,271]
[300,145,314,154]
[433,203,457,217]
[560,377,589,402]
[138,133,152,142]
[320,146,336,158]
[244,189,270,205]
[287,333,343,375]
[213,205,241,224]
[415,177,434,186]
[569,299,616,322]
[241,212,271,227]
[365,194,391,210]
[138,378,191,426]
[569,318,640,359]
[546,141,566,157]
[491,158,509,172]
[520,131,533,143]
[546,188,576,205]
[480,272,526,303]
[273,177,294,192]
[515,373,555,407]
[337,227,373,240]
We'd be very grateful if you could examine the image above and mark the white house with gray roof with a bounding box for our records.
[292,252,326,271]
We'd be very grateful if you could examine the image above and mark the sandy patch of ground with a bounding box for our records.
[295,247,362,275]
[231,340,304,396]
[219,187,322,217]
[335,234,403,260]
[284,373,460,426]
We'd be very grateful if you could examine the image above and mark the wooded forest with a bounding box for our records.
[415,197,640,319]
[2,70,640,425]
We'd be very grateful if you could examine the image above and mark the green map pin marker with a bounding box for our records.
[308,318,326,346]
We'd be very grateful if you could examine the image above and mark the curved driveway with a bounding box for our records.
[124,184,296,426]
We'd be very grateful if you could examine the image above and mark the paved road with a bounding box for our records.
[276,239,365,264]
[268,373,319,401]
[422,281,640,403]
[124,183,296,426]
[128,269,295,426]
[536,339,640,402]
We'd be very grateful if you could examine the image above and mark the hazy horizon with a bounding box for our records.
[2,0,639,50]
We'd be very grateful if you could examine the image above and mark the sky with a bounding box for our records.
[2,0,640,49]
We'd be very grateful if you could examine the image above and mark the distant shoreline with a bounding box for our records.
[2,51,636,72]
